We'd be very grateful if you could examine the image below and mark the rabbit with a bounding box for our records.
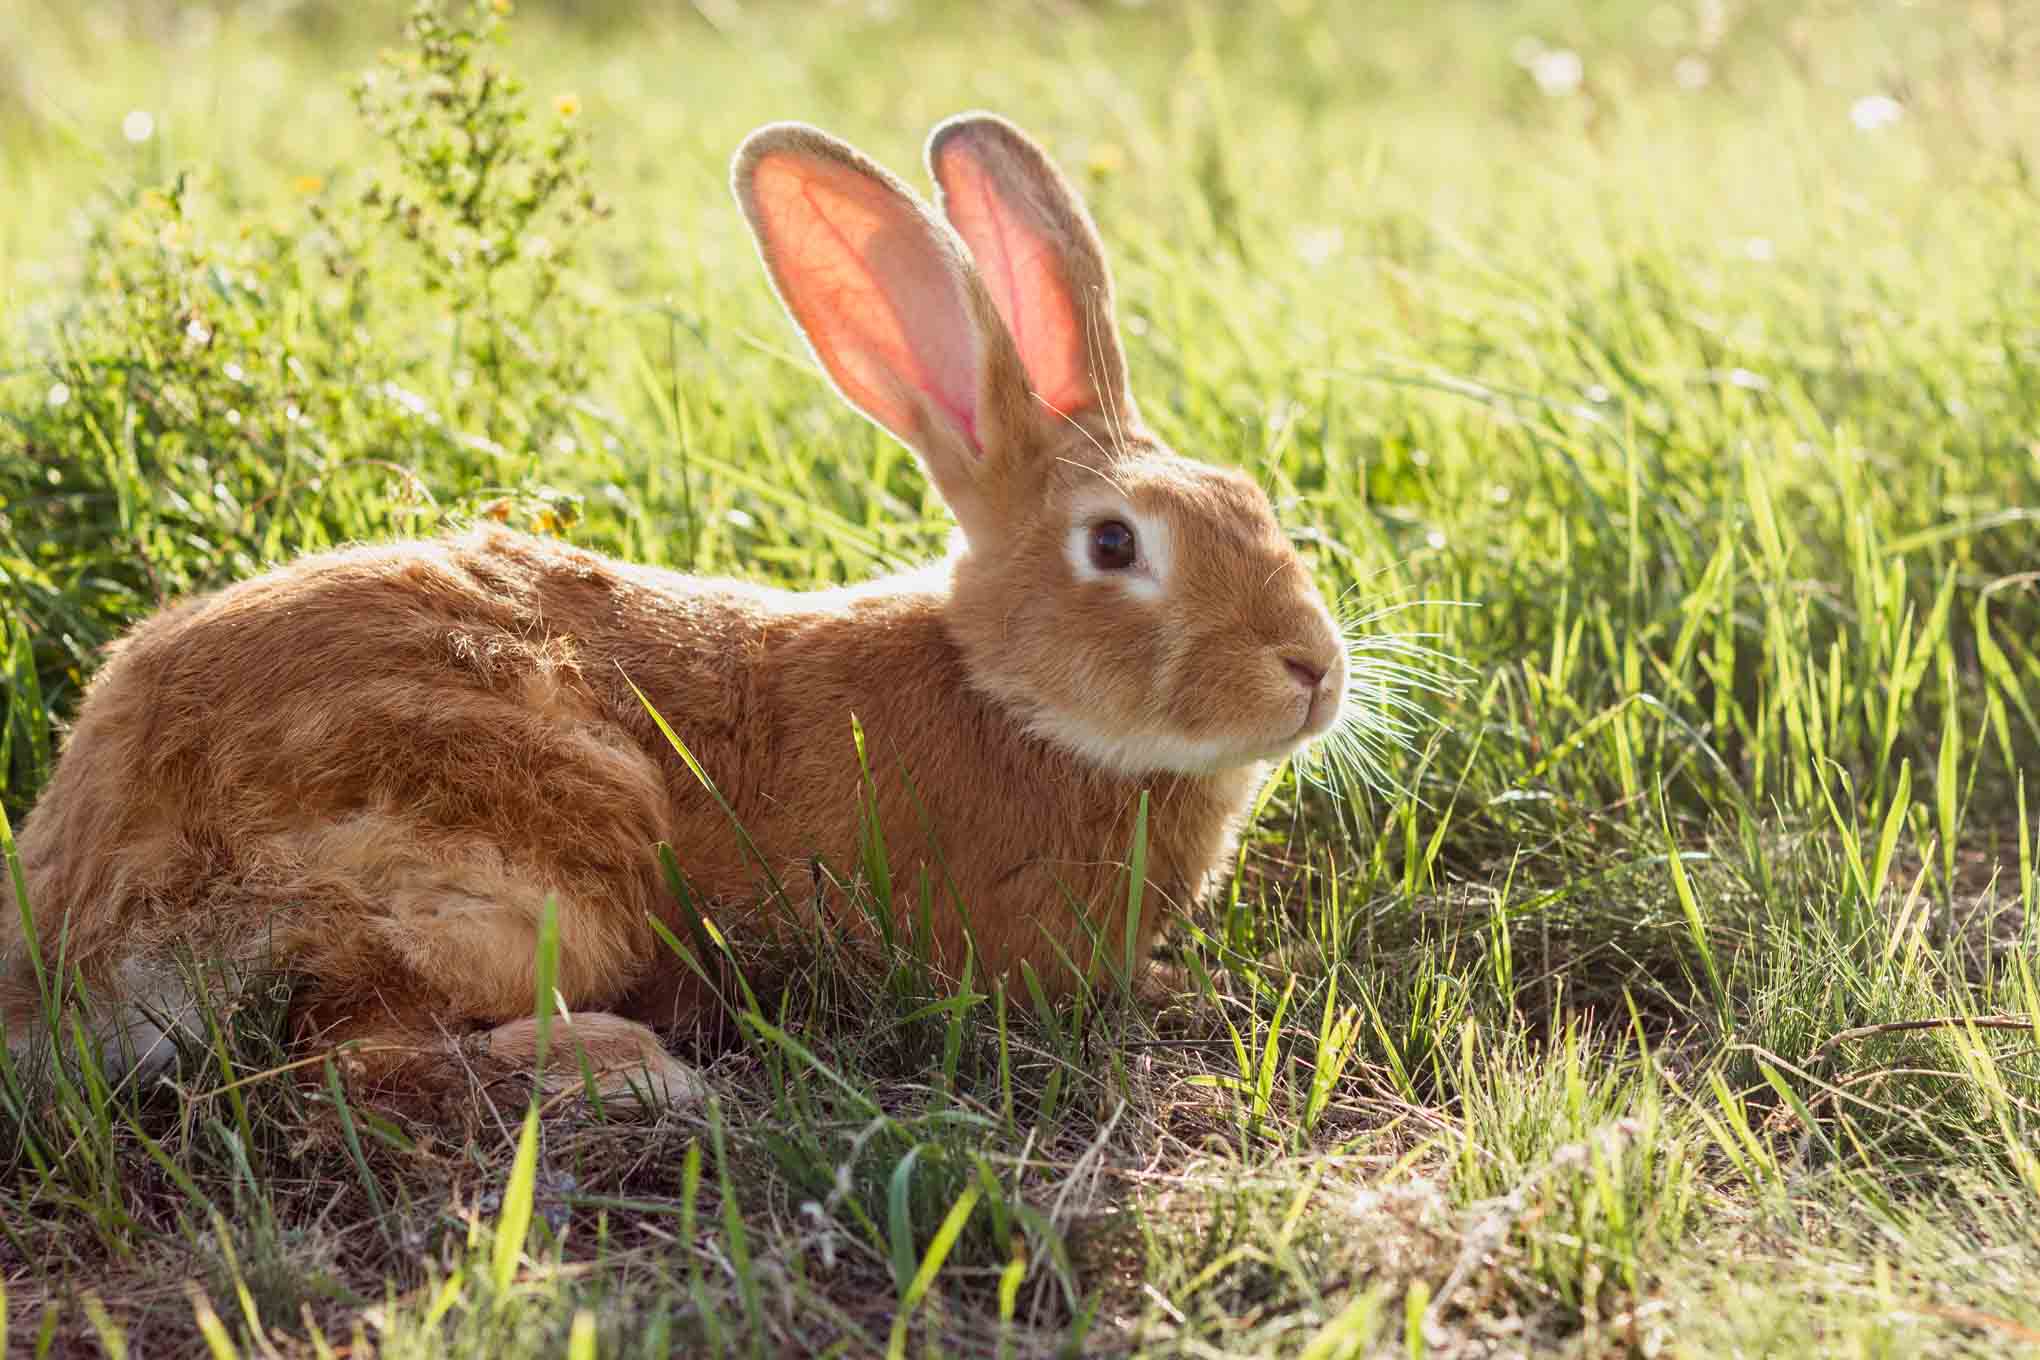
[0,114,1349,1108]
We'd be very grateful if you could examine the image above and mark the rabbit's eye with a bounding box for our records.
[1089,520,1137,571]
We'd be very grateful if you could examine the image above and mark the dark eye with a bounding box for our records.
[1089,520,1137,571]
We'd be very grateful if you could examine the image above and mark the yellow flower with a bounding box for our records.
[292,175,325,195]
[554,93,580,120]
[490,0,513,14]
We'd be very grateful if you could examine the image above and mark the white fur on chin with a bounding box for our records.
[1020,703,1292,778]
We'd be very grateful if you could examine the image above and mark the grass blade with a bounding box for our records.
[491,1104,542,1302]
[886,1183,983,1360]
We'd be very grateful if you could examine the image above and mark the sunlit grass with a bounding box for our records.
[3,0,2040,1354]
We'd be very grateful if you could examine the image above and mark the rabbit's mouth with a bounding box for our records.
[1299,677,1344,739]
[1238,695,1344,767]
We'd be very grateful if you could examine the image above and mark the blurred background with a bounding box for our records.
[7,0,2038,310]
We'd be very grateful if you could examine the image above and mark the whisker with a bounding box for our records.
[1054,462,1131,504]
[1292,597,1475,804]
[1084,283,1128,455]
[1043,407,1127,488]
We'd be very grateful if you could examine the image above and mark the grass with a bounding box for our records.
[4,0,2040,1353]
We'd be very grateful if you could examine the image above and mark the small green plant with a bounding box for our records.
[351,0,609,451]
[0,0,609,822]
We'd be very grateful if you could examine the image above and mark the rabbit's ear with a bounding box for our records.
[927,114,1134,427]
[733,124,1031,537]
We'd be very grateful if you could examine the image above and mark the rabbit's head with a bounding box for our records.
[735,114,1345,778]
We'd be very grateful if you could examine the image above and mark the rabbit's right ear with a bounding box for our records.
[733,124,1033,542]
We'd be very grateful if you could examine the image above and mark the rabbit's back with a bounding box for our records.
[9,528,761,1002]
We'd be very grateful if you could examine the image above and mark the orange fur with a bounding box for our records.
[3,116,1345,1107]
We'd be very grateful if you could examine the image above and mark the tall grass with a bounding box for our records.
[3,0,2040,1353]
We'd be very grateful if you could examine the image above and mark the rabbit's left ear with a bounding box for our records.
[927,114,1136,428]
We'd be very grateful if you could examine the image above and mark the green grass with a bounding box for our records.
[5,0,2040,1353]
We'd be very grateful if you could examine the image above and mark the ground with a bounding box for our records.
[3,0,2040,1355]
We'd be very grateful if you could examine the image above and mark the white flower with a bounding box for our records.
[1851,94,1903,131]
[1531,49,1584,97]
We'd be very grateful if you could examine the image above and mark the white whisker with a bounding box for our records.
[1043,402,1123,476]
[1084,283,1129,455]
[1293,596,1476,805]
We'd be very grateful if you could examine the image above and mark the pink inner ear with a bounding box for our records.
[751,152,981,448]
[934,145,1094,418]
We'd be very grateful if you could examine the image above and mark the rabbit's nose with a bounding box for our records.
[1283,656,1328,690]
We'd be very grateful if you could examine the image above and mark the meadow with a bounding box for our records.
[4,0,2040,1353]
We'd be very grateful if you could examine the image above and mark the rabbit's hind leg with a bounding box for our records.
[299,1001,702,1113]
[269,826,701,1110]
[265,815,658,1015]
[475,1013,703,1108]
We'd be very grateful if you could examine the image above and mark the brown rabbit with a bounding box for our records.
[1,115,1348,1107]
